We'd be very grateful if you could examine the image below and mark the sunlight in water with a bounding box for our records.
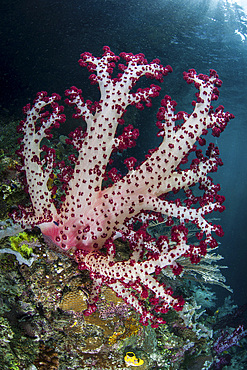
[235,0,247,12]
[210,0,247,40]
[213,0,247,13]
[225,0,247,13]
[224,0,247,41]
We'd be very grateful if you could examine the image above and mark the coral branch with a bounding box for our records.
[13,92,65,225]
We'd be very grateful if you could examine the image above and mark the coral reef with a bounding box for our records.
[0,227,246,368]
[0,47,246,369]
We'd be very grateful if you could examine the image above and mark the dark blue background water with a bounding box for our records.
[1,0,247,307]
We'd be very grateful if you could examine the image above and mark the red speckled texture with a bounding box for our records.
[12,47,234,326]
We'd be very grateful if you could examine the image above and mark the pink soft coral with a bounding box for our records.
[12,47,234,326]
